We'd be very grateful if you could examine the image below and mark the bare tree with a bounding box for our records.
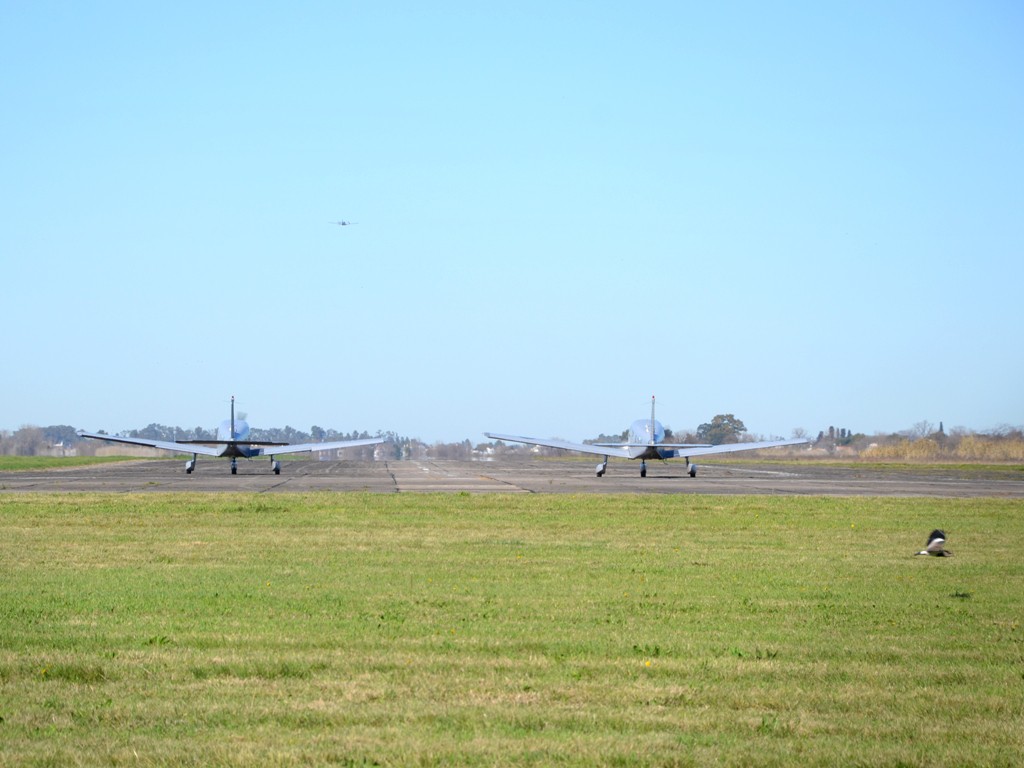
[911,421,934,439]
[11,426,45,456]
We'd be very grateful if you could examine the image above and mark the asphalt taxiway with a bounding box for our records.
[2,459,1022,497]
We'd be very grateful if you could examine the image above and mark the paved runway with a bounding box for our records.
[2,458,1022,497]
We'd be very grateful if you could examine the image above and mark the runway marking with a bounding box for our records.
[711,467,800,478]
[258,477,294,493]
[478,474,535,493]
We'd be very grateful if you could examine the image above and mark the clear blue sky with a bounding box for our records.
[2,2,1021,443]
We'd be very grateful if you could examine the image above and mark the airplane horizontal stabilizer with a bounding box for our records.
[594,442,714,449]
[175,439,290,446]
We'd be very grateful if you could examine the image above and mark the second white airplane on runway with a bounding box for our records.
[486,396,807,477]
[77,397,384,475]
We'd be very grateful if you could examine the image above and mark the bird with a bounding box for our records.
[915,529,953,556]
[330,220,357,226]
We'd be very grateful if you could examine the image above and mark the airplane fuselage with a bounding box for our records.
[219,418,248,442]
[211,418,260,458]
[624,418,668,460]
[177,419,266,459]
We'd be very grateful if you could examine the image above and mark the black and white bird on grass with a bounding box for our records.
[915,529,953,557]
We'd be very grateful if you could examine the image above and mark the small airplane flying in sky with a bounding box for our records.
[330,220,357,226]
[77,397,384,475]
[486,396,808,477]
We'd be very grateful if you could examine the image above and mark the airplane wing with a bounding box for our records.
[664,438,808,458]
[76,430,224,456]
[261,437,385,456]
[484,433,635,458]
[486,433,807,460]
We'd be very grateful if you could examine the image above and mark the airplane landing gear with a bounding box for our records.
[185,456,196,474]
[640,460,647,478]
[272,459,281,475]
[688,462,697,478]
[231,458,238,475]
[596,460,608,477]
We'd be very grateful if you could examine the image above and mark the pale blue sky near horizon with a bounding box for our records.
[2,1,1021,444]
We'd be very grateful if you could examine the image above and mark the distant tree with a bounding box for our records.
[133,423,174,441]
[585,429,629,444]
[311,425,325,442]
[43,425,80,445]
[374,433,402,460]
[836,428,860,447]
[912,420,934,439]
[696,414,747,445]
[12,427,45,456]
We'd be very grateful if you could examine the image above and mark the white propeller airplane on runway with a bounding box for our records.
[77,397,385,475]
[486,396,807,478]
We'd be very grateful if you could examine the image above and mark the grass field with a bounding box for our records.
[706,457,1024,481]
[1,493,1022,766]
[0,456,140,472]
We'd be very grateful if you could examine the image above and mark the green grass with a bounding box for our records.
[0,455,141,471]
[1,493,1022,766]
[708,457,1024,475]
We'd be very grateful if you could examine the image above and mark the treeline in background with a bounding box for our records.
[2,416,1023,463]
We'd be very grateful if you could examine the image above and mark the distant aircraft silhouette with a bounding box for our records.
[915,529,953,557]
[330,220,357,226]
[487,395,807,478]
[78,397,383,475]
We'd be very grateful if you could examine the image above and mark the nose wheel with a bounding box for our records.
[640,460,647,478]
[231,458,237,475]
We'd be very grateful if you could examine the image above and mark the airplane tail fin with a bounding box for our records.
[650,395,656,445]
[231,395,235,440]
